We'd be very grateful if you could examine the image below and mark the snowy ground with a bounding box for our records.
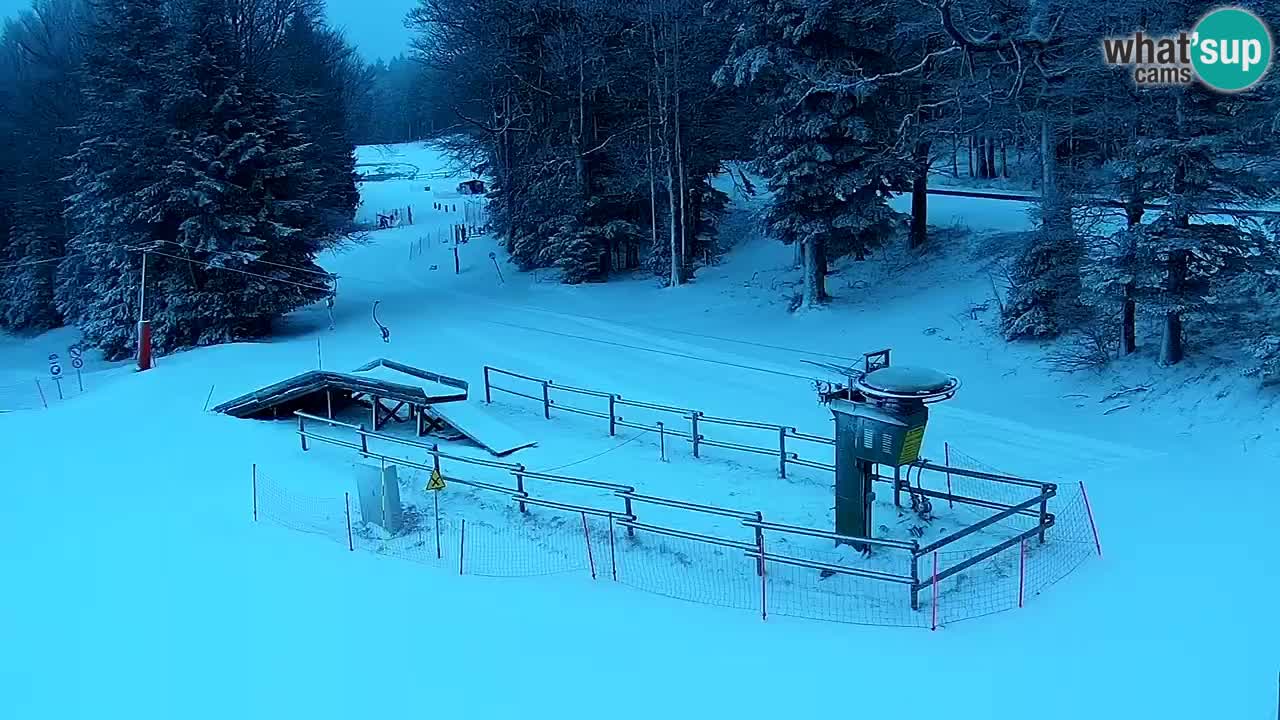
[2,142,1276,719]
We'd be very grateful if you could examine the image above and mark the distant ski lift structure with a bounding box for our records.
[824,349,959,549]
[457,179,486,195]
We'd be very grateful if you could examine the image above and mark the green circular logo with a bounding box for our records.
[1192,7,1273,92]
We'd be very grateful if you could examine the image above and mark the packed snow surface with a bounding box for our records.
[2,142,1276,719]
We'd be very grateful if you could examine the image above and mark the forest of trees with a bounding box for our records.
[0,0,1278,376]
[407,0,1280,374]
[0,0,364,358]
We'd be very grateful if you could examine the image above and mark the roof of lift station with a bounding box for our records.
[861,366,954,395]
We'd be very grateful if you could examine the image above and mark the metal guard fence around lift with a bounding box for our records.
[481,365,1057,527]
[257,459,1093,628]
[476,367,1076,604]
[290,409,1092,625]
[291,412,950,603]
[482,365,837,478]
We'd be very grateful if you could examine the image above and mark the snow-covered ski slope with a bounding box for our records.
[1,142,1276,719]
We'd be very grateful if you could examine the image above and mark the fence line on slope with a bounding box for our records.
[482,365,837,478]
[0,372,96,413]
[253,438,1100,630]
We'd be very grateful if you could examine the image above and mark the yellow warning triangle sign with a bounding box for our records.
[426,469,447,492]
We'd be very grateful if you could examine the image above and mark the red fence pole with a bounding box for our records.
[344,492,354,552]
[459,519,466,575]
[608,514,618,581]
[944,442,954,509]
[758,522,768,621]
[1018,539,1026,608]
[1079,481,1103,557]
[582,512,597,580]
[931,551,939,631]
[754,512,765,577]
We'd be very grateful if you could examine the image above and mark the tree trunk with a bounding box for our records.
[499,95,515,253]
[910,141,930,249]
[967,135,975,177]
[1040,118,1056,198]
[666,123,681,286]
[674,16,688,280]
[976,135,988,178]
[801,239,824,307]
[986,136,996,180]
[651,12,681,287]
[1160,311,1182,365]
[1161,96,1190,365]
[815,237,828,300]
[1121,187,1144,355]
[575,55,590,202]
[1000,139,1008,178]
[647,84,658,263]
[1122,289,1137,355]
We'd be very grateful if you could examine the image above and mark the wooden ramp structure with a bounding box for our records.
[423,401,535,457]
[215,359,534,456]
[212,369,465,431]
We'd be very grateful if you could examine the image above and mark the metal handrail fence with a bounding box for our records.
[478,366,1078,612]
[284,396,1100,628]
[483,365,837,478]
[293,410,926,611]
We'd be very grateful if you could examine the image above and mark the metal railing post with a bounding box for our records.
[910,547,920,611]
[483,366,492,404]
[931,551,939,631]
[298,414,308,451]
[608,513,618,581]
[658,422,666,461]
[754,511,765,577]
[757,516,768,621]
[894,466,902,508]
[344,492,354,551]
[358,423,368,456]
[944,442,955,509]
[542,381,551,419]
[515,465,527,513]
[624,497,635,538]
[608,394,616,436]
[1039,484,1053,544]
[778,427,787,478]
[1018,539,1026,607]
[691,412,700,458]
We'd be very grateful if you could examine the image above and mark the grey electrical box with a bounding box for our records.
[355,462,403,534]
[832,399,928,467]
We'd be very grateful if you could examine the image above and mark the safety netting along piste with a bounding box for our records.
[254,442,1099,630]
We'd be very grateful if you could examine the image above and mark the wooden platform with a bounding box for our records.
[216,359,534,456]
[212,370,465,421]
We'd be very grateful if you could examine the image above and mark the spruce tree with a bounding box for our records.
[0,0,86,332]
[151,0,332,348]
[61,0,333,358]
[1086,42,1279,363]
[719,0,911,307]
[59,0,187,359]
[276,13,360,241]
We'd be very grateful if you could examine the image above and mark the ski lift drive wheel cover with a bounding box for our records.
[856,366,958,401]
